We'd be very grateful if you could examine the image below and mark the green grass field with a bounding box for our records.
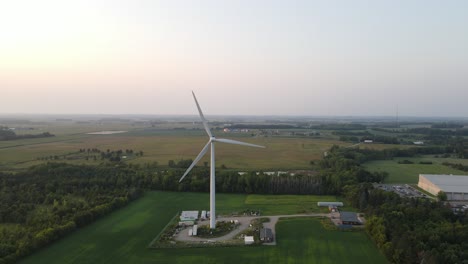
[364,157,467,184]
[20,192,386,264]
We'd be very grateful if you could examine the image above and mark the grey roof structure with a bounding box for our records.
[260,228,274,241]
[340,211,360,223]
[420,174,468,193]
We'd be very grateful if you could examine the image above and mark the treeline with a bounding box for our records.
[325,146,468,263]
[406,127,468,136]
[339,134,402,144]
[333,131,371,136]
[0,128,54,141]
[174,171,324,195]
[361,135,399,144]
[334,131,400,144]
[442,162,468,172]
[227,124,295,129]
[431,122,465,129]
[309,123,366,130]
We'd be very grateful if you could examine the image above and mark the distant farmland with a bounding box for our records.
[364,157,467,184]
[0,127,347,170]
[20,191,386,264]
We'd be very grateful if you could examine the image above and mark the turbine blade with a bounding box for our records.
[214,138,265,148]
[192,91,213,138]
[179,141,211,182]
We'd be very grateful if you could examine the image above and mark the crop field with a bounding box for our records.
[20,191,385,264]
[364,158,467,184]
[0,125,347,170]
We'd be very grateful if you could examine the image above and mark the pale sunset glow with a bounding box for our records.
[1,0,467,116]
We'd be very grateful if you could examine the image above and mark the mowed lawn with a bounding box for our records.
[275,218,386,263]
[20,192,386,264]
[364,158,467,184]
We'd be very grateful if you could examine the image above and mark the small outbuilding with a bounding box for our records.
[260,228,274,242]
[180,211,199,221]
[244,236,254,245]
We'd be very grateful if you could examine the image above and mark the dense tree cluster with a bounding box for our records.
[351,187,468,263]
[318,146,388,194]
[0,163,144,263]
[327,146,468,263]
[0,127,54,141]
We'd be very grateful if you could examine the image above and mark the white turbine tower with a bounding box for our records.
[179,91,265,229]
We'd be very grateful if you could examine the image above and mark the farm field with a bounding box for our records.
[20,191,385,264]
[0,127,347,170]
[364,158,467,184]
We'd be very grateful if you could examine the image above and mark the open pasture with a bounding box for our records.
[20,191,385,264]
[364,158,467,184]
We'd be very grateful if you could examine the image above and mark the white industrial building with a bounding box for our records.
[418,174,468,201]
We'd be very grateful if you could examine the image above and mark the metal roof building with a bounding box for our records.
[340,211,362,225]
[260,228,274,242]
[418,174,468,201]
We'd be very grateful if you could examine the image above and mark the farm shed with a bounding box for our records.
[260,228,274,242]
[340,211,361,225]
[317,202,343,207]
[418,174,468,201]
[180,211,199,221]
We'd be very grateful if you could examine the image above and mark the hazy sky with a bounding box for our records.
[1,0,467,116]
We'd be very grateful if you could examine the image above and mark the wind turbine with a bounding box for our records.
[179,91,265,229]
